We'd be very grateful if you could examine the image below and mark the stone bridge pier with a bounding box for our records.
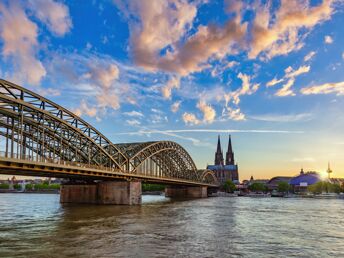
[165,185,208,198]
[60,181,142,205]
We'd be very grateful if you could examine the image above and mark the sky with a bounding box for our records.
[0,0,344,180]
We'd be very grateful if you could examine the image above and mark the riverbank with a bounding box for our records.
[0,189,59,194]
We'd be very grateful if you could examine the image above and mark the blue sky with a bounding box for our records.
[0,0,344,180]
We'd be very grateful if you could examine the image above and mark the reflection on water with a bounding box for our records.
[1,193,344,257]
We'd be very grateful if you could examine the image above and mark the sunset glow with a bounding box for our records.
[0,0,343,180]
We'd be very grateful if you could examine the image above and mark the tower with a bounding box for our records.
[225,134,235,165]
[214,135,224,165]
[327,162,332,179]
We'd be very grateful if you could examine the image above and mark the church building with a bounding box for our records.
[207,135,239,184]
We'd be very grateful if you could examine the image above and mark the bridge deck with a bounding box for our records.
[0,156,218,187]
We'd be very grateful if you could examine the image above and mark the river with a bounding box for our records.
[0,194,344,257]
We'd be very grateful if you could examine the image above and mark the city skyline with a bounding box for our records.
[0,0,344,180]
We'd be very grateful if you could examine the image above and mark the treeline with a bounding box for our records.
[0,183,60,190]
[308,182,344,194]
[142,183,165,192]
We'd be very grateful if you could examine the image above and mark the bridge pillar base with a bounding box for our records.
[98,181,142,205]
[60,181,142,205]
[60,184,98,204]
[165,186,207,198]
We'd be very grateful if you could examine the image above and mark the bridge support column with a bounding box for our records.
[165,186,208,198]
[60,184,98,204]
[97,181,142,205]
[60,181,142,205]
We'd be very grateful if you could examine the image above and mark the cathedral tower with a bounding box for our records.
[214,135,224,165]
[225,135,235,165]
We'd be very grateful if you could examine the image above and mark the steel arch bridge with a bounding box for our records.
[0,79,218,187]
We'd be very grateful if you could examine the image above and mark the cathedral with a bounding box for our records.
[207,135,239,185]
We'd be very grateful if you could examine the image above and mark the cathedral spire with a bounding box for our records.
[216,135,221,153]
[225,134,235,165]
[214,135,224,165]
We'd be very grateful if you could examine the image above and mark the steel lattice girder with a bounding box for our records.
[0,79,127,169]
[0,79,219,185]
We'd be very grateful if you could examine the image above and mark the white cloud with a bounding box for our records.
[126,119,141,126]
[275,78,295,97]
[115,0,246,76]
[300,81,344,95]
[304,51,316,62]
[250,113,313,122]
[197,100,216,124]
[161,76,180,99]
[285,65,310,78]
[123,110,144,117]
[226,107,246,121]
[268,65,311,96]
[182,112,200,125]
[74,100,97,118]
[171,101,181,113]
[342,52,344,60]
[84,63,119,89]
[250,0,334,59]
[266,77,284,87]
[324,35,333,44]
[0,2,46,85]
[28,0,72,36]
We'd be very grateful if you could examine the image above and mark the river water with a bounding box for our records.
[0,194,344,257]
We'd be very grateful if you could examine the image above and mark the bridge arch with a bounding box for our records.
[200,169,219,185]
[0,79,127,170]
[0,79,219,186]
[115,141,202,181]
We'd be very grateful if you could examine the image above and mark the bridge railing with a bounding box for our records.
[0,151,116,172]
[0,151,217,185]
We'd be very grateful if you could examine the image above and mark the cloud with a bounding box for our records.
[182,112,200,125]
[275,78,296,97]
[28,0,72,36]
[197,100,216,123]
[46,52,135,116]
[97,92,120,110]
[267,64,310,96]
[126,119,141,126]
[123,110,144,117]
[342,52,344,60]
[0,1,46,85]
[84,63,119,89]
[115,0,246,76]
[171,101,181,113]
[250,0,334,59]
[211,61,239,78]
[300,81,344,95]
[285,65,310,78]
[74,100,97,117]
[250,113,313,122]
[304,51,316,62]
[266,77,284,87]
[161,76,180,99]
[324,35,333,44]
[229,108,246,121]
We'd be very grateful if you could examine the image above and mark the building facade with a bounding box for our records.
[207,135,239,184]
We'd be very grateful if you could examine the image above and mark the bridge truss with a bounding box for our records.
[0,79,218,186]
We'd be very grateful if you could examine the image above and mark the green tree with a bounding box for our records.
[142,183,165,192]
[0,183,9,189]
[308,182,323,194]
[249,182,265,193]
[223,180,236,193]
[277,181,290,193]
